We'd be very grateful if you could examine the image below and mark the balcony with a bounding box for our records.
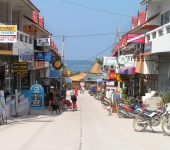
[145,22,170,53]
[13,30,34,55]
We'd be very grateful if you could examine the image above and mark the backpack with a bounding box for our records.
[71,95,77,101]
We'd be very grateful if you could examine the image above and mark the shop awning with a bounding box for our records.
[119,66,136,75]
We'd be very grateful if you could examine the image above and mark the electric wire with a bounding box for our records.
[66,44,114,67]
[61,0,132,17]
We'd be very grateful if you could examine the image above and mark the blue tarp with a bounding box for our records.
[96,79,102,84]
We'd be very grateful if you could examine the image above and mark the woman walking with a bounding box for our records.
[48,86,55,111]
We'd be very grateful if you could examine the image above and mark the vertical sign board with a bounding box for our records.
[29,84,44,111]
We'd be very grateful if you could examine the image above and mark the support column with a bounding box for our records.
[19,10,23,31]
[7,2,12,23]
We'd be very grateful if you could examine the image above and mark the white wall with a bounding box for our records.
[147,2,161,18]
[152,33,170,53]
[0,2,8,22]
[161,0,170,15]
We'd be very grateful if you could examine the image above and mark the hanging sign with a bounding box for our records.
[118,55,127,65]
[52,58,62,70]
[13,62,28,77]
[29,84,44,110]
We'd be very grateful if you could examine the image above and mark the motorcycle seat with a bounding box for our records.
[123,104,134,109]
[143,109,155,114]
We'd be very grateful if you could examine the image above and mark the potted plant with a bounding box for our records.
[162,92,170,103]
[156,100,163,106]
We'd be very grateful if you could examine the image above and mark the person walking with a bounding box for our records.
[71,93,77,111]
[48,86,55,111]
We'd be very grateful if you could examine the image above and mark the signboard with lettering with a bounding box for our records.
[29,84,44,110]
[144,42,152,53]
[0,25,17,43]
[21,73,30,90]
[13,62,28,77]
[0,43,13,55]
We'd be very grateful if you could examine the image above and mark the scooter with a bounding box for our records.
[61,99,77,111]
[117,98,147,118]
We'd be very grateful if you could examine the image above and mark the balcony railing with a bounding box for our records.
[17,30,33,44]
[146,22,170,41]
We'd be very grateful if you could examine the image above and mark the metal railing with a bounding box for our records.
[145,22,170,41]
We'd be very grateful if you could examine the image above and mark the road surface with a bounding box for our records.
[0,91,169,150]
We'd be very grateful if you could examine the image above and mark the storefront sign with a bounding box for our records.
[0,43,13,54]
[106,81,115,86]
[0,25,17,43]
[35,52,52,61]
[127,34,145,43]
[37,38,50,46]
[103,56,117,66]
[34,61,45,70]
[52,59,62,70]
[62,70,70,77]
[29,84,44,110]
[118,55,127,65]
[49,63,60,78]
[144,42,152,53]
[19,49,34,62]
[21,73,30,90]
[13,62,28,76]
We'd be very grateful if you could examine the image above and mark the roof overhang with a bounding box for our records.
[23,15,52,36]
[22,0,40,13]
[124,13,160,35]
[140,0,151,5]
[49,47,61,57]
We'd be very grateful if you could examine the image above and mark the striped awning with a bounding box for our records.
[119,66,136,75]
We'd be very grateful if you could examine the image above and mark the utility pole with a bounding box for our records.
[60,35,64,94]
[117,28,120,91]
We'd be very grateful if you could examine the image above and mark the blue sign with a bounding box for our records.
[35,52,52,61]
[29,84,44,110]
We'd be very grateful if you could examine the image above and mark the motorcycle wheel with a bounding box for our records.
[162,118,170,136]
[118,107,126,118]
[64,104,68,111]
[133,116,147,132]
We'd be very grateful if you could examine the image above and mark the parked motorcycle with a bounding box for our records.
[101,95,112,107]
[94,93,102,100]
[133,103,170,136]
[117,98,147,118]
[61,99,77,111]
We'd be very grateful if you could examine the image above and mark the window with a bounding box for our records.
[152,32,156,39]
[161,14,164,26]
[165,11,170,24]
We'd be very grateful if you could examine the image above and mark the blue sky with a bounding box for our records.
[32,0,144,60]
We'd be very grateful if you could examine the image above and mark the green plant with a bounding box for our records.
[162,92,170,103]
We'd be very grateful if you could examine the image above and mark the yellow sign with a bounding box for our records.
[62,70,70,77]
[0,25,17,31]
[54,61,61,68]
[0,43,13,55]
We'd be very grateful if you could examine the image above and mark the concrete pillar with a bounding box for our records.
[19,11,23,31]
[7,2,12,23]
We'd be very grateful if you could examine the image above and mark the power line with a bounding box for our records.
[66,44,113,67]
[61,0,132,17]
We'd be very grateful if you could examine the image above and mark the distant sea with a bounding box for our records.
[65,60,94,72]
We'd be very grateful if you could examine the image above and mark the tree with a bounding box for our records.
[95,57,103,74]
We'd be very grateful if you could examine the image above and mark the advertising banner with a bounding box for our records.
[103,56,117,66]
[29,84,44,110]
[49,63,60,78]
[21,73,30,90]
[19,49,34,62]
[35,52,52,61]
[37,38,50,46]
[144,42,152,53]
[0,43,13,55]
[13,62,28,77]
[127,34,145,43]
[62,70,70,77]
[132,16,138,29]
[0,25,17,43]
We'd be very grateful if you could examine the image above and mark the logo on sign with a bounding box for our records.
[34,87,39,90]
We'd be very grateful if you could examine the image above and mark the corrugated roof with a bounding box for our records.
[69,73,88,81]
[90,63,102,74]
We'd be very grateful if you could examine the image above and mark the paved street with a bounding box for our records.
[0,91,169,150]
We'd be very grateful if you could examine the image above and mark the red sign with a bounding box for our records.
[39,16,44,27]
[32,11,39,23]
[132,16,138,29]
[138,11,146,25]
[127,34,145,43]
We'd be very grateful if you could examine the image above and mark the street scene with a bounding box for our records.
[0,0,170,150]
[0,91,169,150]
